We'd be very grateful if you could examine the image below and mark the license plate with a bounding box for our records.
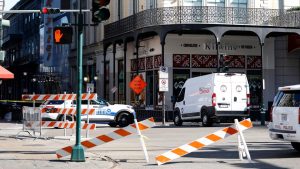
[274,125,293,131]
[281,114,287,121]
[219,104,228,108]
[282,125,293,130]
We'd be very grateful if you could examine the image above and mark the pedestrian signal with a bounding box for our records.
[53,27,73,44]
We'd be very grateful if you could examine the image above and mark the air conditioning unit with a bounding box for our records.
[0,50,5,61]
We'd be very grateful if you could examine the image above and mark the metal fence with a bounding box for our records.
[16,106,41,138]
[105,6,300,39]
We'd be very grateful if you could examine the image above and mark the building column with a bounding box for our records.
[135,40,140,106]
[216,40,221,72]
[113,43,116,103]
[103,48,107,100]
[123,41,127,104]
[135,41,139,75]
[161,41,165,66]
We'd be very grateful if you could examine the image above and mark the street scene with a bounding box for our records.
[1,0,300,169]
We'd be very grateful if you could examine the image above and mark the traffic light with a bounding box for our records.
[41,7,61,14]
[53,27,73,44]
[92,0,110,23]
[219,54,229,72]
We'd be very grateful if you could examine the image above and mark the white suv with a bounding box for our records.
[269,84,300,152]
[40,98,135,127]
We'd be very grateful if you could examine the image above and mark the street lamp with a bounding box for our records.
[93,76,98,81]
[23,72,28,93]
[83,76,89,82]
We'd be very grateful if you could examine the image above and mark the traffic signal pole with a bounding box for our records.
[71,0,85,162]
[0,9,91,14]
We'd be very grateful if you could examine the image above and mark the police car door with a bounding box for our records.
[94,99,111,120]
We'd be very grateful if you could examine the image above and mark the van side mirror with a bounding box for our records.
[171,96,177,103]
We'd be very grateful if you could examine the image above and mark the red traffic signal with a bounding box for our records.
[41,7,60,14]
[53,27,73,44]
[94,0,110,6]
[92,0,110,23]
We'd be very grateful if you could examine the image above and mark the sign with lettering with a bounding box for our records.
[159,66,169,79]
[129,75,147,95]
[159,79,169,92]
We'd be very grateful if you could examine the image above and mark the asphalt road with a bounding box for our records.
[0,120,299,169]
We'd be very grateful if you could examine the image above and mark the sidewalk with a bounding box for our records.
[0,121,111,169]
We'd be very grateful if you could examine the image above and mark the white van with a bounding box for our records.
[173,73,250,127]
[268,84,300,152]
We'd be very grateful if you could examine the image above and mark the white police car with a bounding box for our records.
[40,98,135,127]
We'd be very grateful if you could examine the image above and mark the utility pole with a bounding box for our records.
[71,0,85,162]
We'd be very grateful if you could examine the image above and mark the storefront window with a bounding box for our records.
[173,69,190,97]
[146,71,154,106]
[247,70,262,120]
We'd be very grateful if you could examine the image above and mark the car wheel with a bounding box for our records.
[173,112,183,126]
[118,113,131,128]
[201,110,212,127]
[291,142,300,152]
[108,121,117,127]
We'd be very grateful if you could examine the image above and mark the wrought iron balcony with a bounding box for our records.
[105,6,300,39]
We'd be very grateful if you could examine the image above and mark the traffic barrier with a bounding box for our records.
[22,93,97,101]
[56,117,155,159]
[22,93,98,138]
[41,108,95,115]
[41,121,96,130]
[156,118,253,165]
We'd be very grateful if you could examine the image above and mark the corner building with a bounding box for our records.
[101,0,300,120]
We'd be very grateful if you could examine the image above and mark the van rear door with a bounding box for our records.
[214,74,232,112]
[272,91,300,132]
[214,74,248,112]
[230,75,248,112]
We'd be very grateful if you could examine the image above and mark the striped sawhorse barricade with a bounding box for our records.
[41,121,96,130]
[156,118,253,165]
[22,93,97,101]
[20,106,96,137]
[22,93,98,138]
[56,117,155,160]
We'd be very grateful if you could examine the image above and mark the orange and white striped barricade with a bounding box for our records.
[56,117,155,159]
[133,111,150,163]
[22,93,97,137]
[235,119,252,162]
[40,107,96,137]
[41,121,96,130]
[155,118,253,165]
[22,93,97,101]
[40,108,96,115]
[16,106,42,139]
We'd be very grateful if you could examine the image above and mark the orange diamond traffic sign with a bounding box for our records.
[129,75,147,95]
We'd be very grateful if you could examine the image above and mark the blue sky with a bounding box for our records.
[4,0,19,10]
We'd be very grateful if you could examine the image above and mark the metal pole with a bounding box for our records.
[71,0,85,162]
[260,43,265,126]
[64,91,67,137]
[0,9,91,14]
[86,91,90,138]
[162,94,166,125]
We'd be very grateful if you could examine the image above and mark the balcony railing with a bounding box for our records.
[105,6,300,39]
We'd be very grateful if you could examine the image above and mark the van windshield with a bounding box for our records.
[276,90,300,107]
